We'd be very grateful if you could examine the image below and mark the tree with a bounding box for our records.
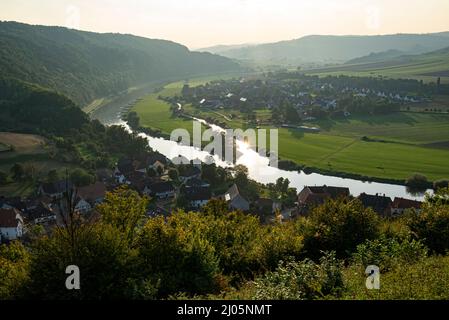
[406,173,430,190]
[26,223,144,300]
[47,170,59,183]
[0,171,8,185]
[0,242,30,299]
[405,188,449,254]
[302,198,380,259]
[168,168,178,181]
[10,163,24,181]
[126,111,140,130]
[433,179,449,191]
[96,186,148,244]
[70,168,94,187]
[147,167,157,177]
[233,165,249,189]
[138,213,220,297]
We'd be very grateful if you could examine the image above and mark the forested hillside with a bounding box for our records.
[0,21,240,105]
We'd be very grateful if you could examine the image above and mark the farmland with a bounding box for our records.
[0,132,77,197]
[306,47,449,84]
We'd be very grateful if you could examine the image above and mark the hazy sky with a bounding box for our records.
[1,0,449,49]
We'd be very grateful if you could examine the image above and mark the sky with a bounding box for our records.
[1,0,449,49]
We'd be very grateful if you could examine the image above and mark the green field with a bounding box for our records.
[307,48,449,84]
[133,80,449,182]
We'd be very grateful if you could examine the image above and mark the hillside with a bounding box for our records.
[208,33,449,65]
[345,49,406,65]
[306,46,449,83]
[0,21,240,105]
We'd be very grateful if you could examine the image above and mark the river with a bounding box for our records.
[91,86,432,201]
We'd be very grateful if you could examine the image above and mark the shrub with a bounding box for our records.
[252,252,344,300]
[138,214,221,297]
[434,179,449,191]
[405,188,449,254]
[406,173,430,189]
[302,198,380,259]
[352,236,428,272]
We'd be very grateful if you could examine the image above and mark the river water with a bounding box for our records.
[92,88,432,201]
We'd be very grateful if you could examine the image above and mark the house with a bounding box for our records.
[185,187,212,208]
[70,182,108,214]
[146,181,175,199]
[179,166,201,183]
[255,198,278,216]
[0,208,24,243]
[220,184,250,211]
[298,185,350,215]
[26,201,56,225]
[185,178,210,188]
[74,197,92,214]
[134,154,167,174]
[391,197,422,216]
[77,182,107,206]
[358,193,392,216]
[39,180,74,199]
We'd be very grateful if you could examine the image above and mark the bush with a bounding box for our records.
[302,198,381,259]
[70,168,94,187]
[352,236,428,272]
[27,224,141,300]
[252,252,344,300]
[0,242,30,299]
[434,179,449,191]
[406,173,430,189]
[342,255,449,300]
[138,214,221,297]
[405,188,449,254]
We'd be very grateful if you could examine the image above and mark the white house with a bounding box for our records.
[74,198,92,214]
[0,208,24,243]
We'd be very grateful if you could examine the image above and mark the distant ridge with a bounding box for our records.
[207,33,449,65]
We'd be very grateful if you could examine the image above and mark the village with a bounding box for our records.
[170,73,430,128]
[0,150,423,244]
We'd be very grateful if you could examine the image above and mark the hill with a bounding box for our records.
[209,33,449,65]
[345,49,406,64]
[306,46,449,83]
[0,21,240,105]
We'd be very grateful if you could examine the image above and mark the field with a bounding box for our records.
[131,75,241,135]
[133,80,449,182]
[0,132,78,197]
[306,49,449,84]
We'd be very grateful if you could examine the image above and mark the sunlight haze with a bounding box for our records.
[1,0,449,48]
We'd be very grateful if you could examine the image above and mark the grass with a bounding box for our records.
[313,112,449,145]
[132,90,201,135]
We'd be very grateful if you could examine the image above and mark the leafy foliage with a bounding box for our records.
[252,252,344,300]
[302,198,381,259]
[0,21,239,105]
